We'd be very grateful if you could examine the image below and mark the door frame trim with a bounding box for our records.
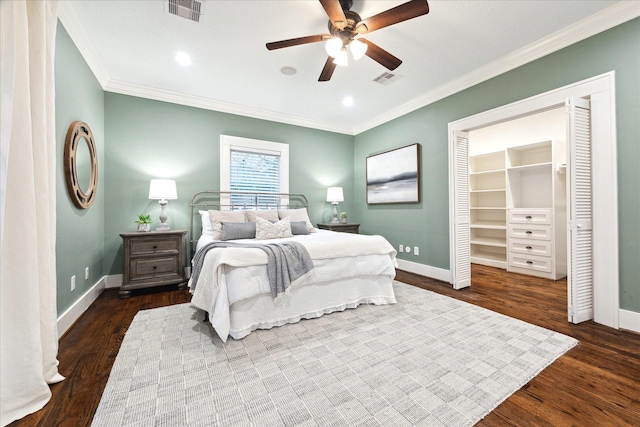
[448,71,619,328]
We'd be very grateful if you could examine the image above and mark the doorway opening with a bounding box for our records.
[448,72,619,329]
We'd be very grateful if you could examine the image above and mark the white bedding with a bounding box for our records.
[189,229,397,341]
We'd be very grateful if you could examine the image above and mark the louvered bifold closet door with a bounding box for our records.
[567,98,593,323]
[452,131,471,289]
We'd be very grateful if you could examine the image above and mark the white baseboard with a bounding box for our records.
[619,309,640,334]
[57,276,107,338]
[396,259,451,284]
[105,273,123,289]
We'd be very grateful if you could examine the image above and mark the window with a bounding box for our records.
[220,135,289,208]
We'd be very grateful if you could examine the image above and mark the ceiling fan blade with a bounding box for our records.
[356,0,429,34]
[266,34,330,50]
[320,0,347,30]
[318,57,337,81]
[360,38,402,70]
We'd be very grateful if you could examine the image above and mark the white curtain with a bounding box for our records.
[0,1,64,425]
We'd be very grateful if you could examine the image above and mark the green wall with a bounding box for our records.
[55,23,105,314]
[354,18,640,312]
[55,17,639,316]
[103,94,354,275]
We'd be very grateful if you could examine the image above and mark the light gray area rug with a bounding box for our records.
[92,281,577,426]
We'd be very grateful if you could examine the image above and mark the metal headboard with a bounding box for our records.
[188,190,309,261]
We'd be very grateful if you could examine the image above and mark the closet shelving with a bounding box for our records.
[469,151,507,269]
[469,140,567,279]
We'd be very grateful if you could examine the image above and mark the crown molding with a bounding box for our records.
[59,1,637,137]
[354,0,640,134]
[104,79,355,135]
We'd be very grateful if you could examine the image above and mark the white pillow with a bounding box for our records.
[278,208,315,233]
[199,210,213,237]
[246,209,279,222]
[255,216,293,240]
[208,210,246,240]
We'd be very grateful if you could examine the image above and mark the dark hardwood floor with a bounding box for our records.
[11,265,640,426]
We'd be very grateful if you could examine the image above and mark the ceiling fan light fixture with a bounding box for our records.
[333,48,349,67]
[325,37,343,58]
[349,39,367,61]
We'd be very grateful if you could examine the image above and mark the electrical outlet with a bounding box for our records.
[405,246,411,254]
[414,246,419,256]
[71,275,76,291]
[399,244,404,253]
[85,267,90,280]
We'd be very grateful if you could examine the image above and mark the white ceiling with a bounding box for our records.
[59,0,636,135]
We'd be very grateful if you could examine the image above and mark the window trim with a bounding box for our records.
[220,135,289,205]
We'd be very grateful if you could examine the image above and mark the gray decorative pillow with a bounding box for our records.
[255,216,293,240]
[220,222,256,241]
[208,210,247,240]
[278,208,315,233]
[290,221,309,235]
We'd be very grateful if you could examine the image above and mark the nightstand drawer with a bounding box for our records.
[130,237,180,255]
[129,256,181,281]
[317,223,360,234]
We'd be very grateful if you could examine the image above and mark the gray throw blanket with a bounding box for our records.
[190,241,314,297]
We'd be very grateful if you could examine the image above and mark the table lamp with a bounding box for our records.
[326,187,344,224]
[149,179,177,231]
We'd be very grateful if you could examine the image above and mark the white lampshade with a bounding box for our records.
[325,37,343,58]
[350,39,368,61]
[326,187,344,203]
[333,48,348,67]
[148,179,177,201]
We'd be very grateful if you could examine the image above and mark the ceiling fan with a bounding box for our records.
[266,0,430,82]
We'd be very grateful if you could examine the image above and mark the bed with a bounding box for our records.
[187,191,397,342]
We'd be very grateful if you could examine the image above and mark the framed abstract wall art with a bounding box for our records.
[366,143,420,204]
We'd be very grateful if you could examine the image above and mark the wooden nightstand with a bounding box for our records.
[119,230,187,298]
[317,223,360,234]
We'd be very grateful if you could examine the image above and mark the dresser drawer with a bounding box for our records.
[509,239,552,257]
[509,224,551,241]
[509,253,552,273]
[508,209,551,225]
[129,256,181,281]
[129,237,180,255]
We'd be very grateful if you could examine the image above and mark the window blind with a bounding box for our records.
[230,149,281,207]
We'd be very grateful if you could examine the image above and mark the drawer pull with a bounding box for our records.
[525,230,533,235]
[526,260,533,265]
[153,265,157,269]
[525,215,532,219]
[153,245,158,249]
[526,246,532,250]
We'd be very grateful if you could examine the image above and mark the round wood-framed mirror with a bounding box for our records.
[64,121,98,209]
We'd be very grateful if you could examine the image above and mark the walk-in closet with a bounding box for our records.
[468,108,567,280]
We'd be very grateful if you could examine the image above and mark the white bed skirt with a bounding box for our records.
[226,275,396,340]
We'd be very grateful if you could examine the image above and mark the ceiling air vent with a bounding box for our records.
[166,0,203,23]
[373,72,403,86]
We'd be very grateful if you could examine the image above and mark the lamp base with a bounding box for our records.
[330,202,340,223]
[156,199,170,231]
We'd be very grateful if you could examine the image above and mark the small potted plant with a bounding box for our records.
[135,214,151,232]
[340,212,347,224]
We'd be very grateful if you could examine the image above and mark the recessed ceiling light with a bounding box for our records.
[280,66,297,76]
[175,52,192,66]
[343,96,354,107]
